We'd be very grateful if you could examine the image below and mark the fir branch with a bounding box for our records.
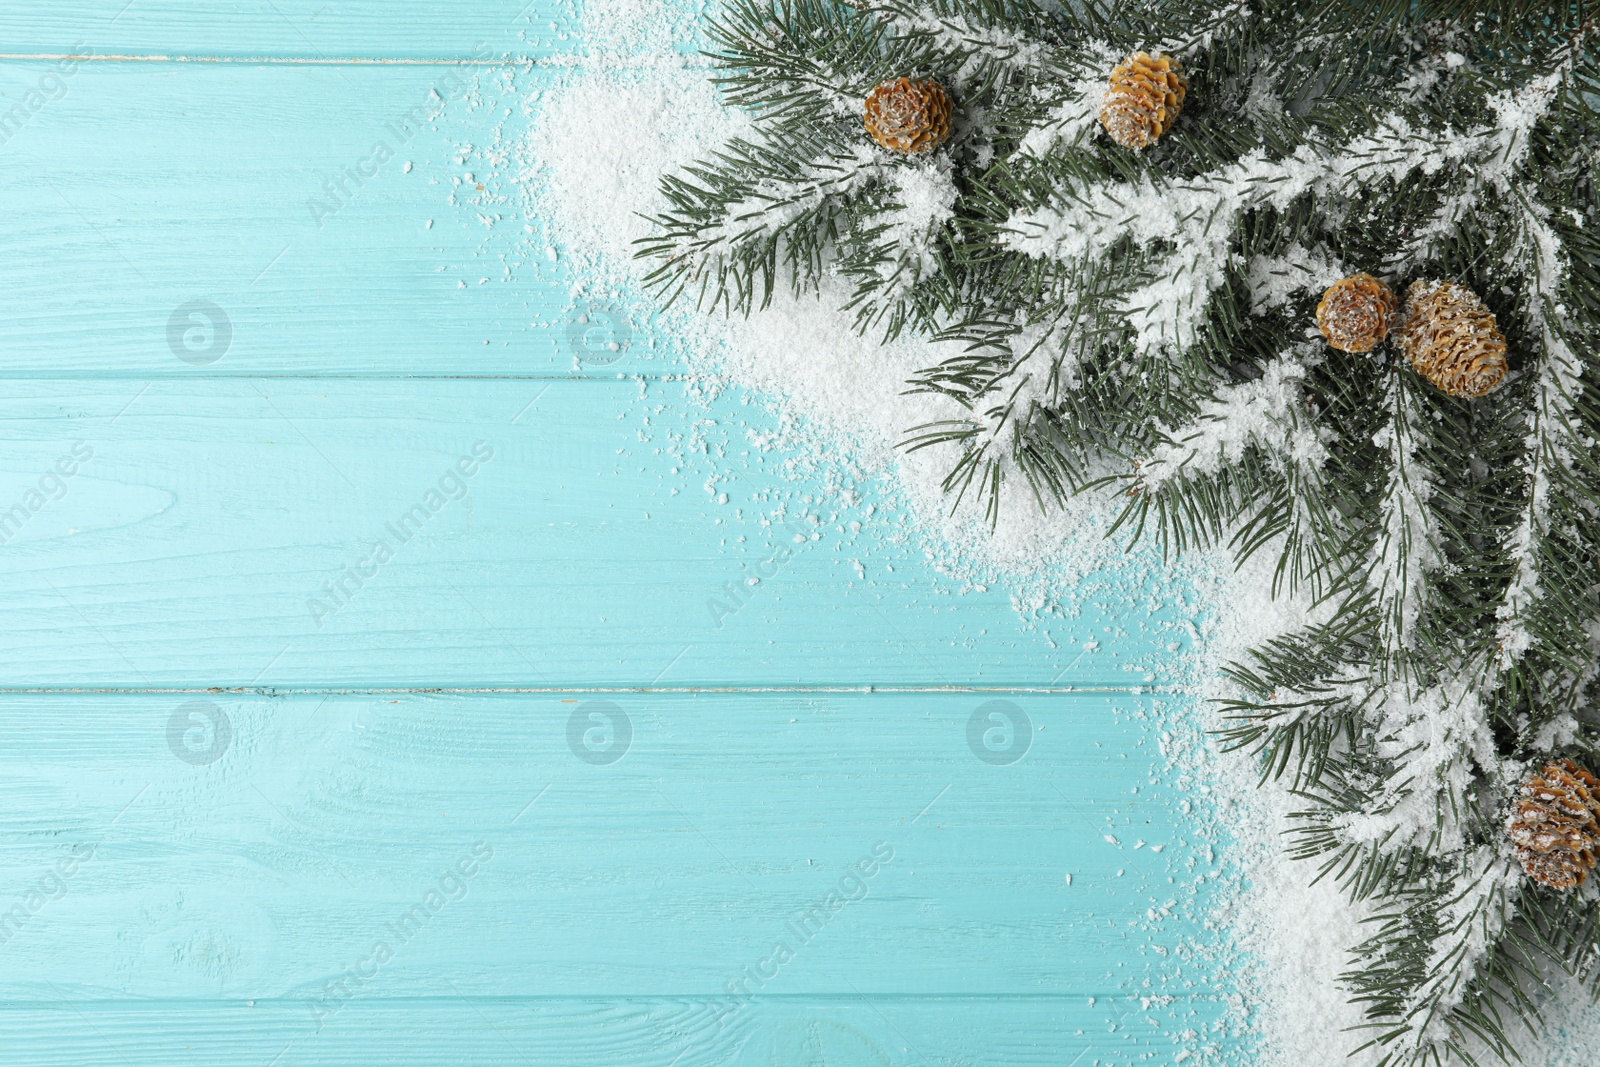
[1369,366,1443,668]
[646,4,1600,1060]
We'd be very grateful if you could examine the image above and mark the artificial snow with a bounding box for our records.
[505,0,1600,1063]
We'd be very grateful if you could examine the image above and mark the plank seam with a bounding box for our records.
[0,993,1208,1003]
[0,374,674,381]
[0,685,1166,695]
[0,54,533,64]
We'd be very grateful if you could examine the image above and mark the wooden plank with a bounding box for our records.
[0,2,579,61]
[0,16,1234,1066]
[0,692,1225,1014]
[0,378,1187,689]
[0,59,638,378]
[0,996,1234,1066]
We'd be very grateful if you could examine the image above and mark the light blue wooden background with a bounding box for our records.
[0,4,1235,1064]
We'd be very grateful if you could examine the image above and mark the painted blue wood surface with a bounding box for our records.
[0,2,579,60]
[0,692,1212,995]
[0,692,1230,1063]
[0,6,1237,1065]
[0,61,585,377]
[0,378,1188,688]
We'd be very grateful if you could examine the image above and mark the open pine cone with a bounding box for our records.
[863,78,953,155]
[1100,52,1187,149]
[1508,759,1600,889]
[1396,280,1509,398]
[1316,274,1397,353]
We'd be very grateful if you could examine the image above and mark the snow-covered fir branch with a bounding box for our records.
[670,144,887,256]
[648,5,1600,1057]
[1494,197,1585,667]
[1369,372,1441,661]
[1401,848,1520,1050]
[880,4,1046,89]
[1246,245,1347,313]
[1383,67,1566,274]
[1152,0,1253,56]
[860,158,958,296]
[1337,674,1496,858]
[1014,40,1123,158]
[1135,349,1329,491]
[1003,90,1562,357]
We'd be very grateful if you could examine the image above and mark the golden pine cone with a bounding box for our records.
[1396,280,1509,399]
[1316,274,1398,353]
[863,78,953,155]
[1100,52,1187,149]
[1509,759,1600,889]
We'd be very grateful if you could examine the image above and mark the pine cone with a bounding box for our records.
[1508,759,1600,889]
[1100,52,1187,149]
[1396,280,1509,399]
[863,78,953,155]
[1316,274,1398,353]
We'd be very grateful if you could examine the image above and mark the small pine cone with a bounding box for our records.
[1508,759,1600,889]
[863,78,953,155]
[1316,274,1398,353]
[1396,280,1509,399]
[1100,52,1187,149]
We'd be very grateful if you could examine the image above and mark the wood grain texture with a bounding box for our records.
[0,691,1231,1059]
[0,7,1239,1064]
[0,378,1188,689]
[0,997,1229,1066]
[0,60,603,378]
[0,2,577,61]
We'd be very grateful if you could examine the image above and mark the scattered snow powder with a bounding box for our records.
[508,0,1600,1062]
